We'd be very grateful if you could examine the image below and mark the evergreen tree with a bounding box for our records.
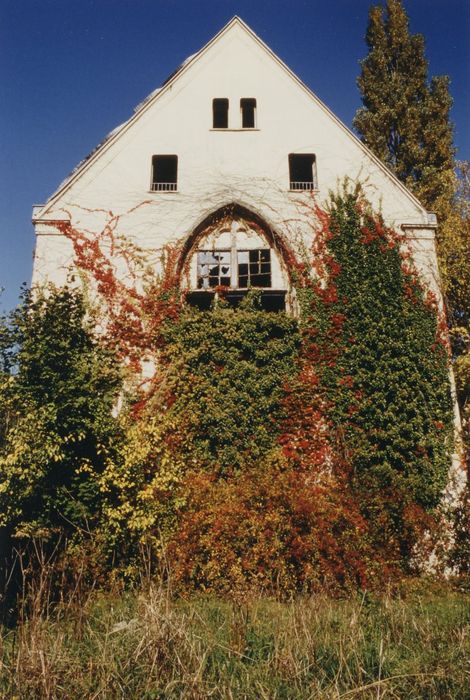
[354,3,468,565]
[354,0,455,217]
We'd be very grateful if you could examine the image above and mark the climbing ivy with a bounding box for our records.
[0,189,456,594]
[299,189,454,564]
[159,292,301,472]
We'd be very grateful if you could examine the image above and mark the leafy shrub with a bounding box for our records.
[100,294,302,569]
[168,458,370,594]
[0,287,122,540]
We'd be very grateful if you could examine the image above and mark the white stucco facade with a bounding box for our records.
[32,16,442,305]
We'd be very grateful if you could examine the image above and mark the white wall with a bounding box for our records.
[32,20,439,299]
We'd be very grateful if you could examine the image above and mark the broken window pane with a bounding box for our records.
[237,249,271,288]
[197,251,231,288]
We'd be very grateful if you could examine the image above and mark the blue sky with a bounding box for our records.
[1,0,469,312]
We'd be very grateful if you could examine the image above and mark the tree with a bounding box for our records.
[354,0,469,480]
[0,287,122,540]
[353,0,455,219]
[445,162,470,456]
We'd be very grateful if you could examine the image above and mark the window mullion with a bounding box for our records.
[230,230,237,288]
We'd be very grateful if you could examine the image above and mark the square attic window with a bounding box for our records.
[151,155,178,191]
[289,154,317,190]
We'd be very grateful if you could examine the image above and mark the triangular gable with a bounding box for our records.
[35,16,427,220]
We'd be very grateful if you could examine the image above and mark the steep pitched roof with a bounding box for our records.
[35,16,427,219]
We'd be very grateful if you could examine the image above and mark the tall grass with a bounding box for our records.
[1,577,468,699]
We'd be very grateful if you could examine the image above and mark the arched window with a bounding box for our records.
[183,212,289,311]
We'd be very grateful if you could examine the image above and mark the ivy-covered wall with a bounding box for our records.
[0,190,457,596]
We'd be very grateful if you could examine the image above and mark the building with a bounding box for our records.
[32,16,443,315]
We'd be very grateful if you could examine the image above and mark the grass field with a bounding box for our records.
[1,580,468,699]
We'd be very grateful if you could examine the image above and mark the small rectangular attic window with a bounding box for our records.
[151,155,178,191]
[213,99,229,128]
[289,154,317,190]
[240,98,256,128]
